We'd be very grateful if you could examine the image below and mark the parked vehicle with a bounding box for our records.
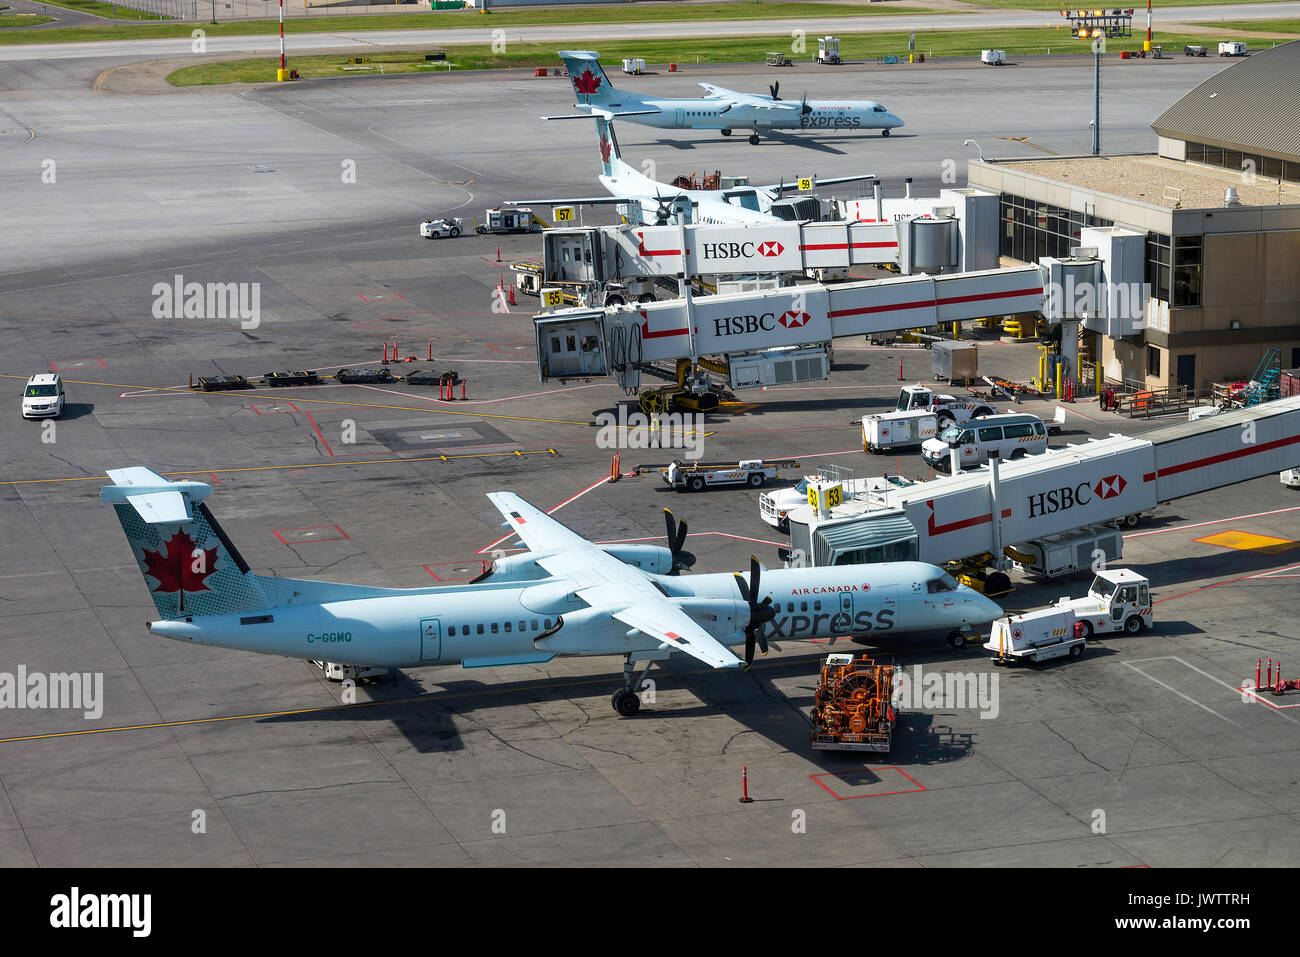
[21,373,64,419]
[1218,41,1248,57]
[921,411,1055,471]
[1054,568,1153,639]
[1184,45,1208,57]
[419,216,463,239]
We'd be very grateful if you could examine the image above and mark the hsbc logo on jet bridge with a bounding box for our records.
[713,310,811,336]
[698,240,785,260]
[1026,474,1127,518]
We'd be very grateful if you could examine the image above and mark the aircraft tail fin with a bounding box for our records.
[593,113,626,178]
[102,469,274,620]
[559,50,615,104]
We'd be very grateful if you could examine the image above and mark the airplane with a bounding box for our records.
[552,50,904,145]
[102,468,1003,716]
[507,112,876,226]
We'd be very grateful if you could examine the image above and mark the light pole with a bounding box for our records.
[276,0,288,81]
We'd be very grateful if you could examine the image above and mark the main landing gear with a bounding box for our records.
[748,133,761,145]
[721,128,732,137]
[611,654,654,716]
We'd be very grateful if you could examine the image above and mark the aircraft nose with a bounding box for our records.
[890,114,904,128]
[958,586,1003,625]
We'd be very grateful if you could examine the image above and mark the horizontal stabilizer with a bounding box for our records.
[102,468,213,524]
[543,110,660,120]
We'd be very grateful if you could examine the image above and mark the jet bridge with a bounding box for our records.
[534,263,1045,387]
[786,395,1300,573]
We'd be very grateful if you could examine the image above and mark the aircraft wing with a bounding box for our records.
[485,492,743,670]
[697,83,800,111]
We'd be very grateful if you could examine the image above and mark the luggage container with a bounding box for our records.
[932,340,978,384]
[980,49,1006,65]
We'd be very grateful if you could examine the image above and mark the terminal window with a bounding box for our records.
[1000,194,1113,263]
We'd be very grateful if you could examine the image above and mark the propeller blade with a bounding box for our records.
[749,555,761,599]
[733,572,750,602]
[769,81,780,100]
[664,509,696,573]
[744,630,756,667]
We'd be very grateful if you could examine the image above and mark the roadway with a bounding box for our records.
[1,2,1299,61]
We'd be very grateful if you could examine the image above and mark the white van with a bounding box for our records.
[21,373,64,419]
[921,412,1048,471]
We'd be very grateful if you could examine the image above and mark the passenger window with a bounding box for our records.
[491,622,498,633]
[978,427,1002,442]
[800,601,808,612]
[519,621,526,631]
[813,600,821,611]
[532,620,540,630]
[504,621,512,632]
[1033,422,1045,436]
[958,430,974,444]
[476,623,484,635]
[787,603,794,612]
[1138,585,1149,604]
[1004,424,1034,438]
[447,626,455,636]
[544,618,552,629]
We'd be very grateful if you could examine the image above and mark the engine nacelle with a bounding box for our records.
[599,543,676,575]
[472,552,549,584]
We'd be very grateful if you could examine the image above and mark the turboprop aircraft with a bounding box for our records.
[551,50,904,145]
[103,468,1002,716]
[507,112,875,226]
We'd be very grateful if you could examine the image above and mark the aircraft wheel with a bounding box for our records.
[882,129,891,137]
[947,630,967,650]
[748,134,760,145]
[612,689,641,716]
[721,128,732,137]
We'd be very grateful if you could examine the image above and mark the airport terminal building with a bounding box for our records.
[967,40,1300,394]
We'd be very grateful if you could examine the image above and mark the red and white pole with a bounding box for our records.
[739,766,754,803]
[1146,0,1152,52]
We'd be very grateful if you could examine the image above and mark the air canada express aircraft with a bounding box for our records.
[103,469,1001,716]
[509,111,875,227]
[553,50,904,145]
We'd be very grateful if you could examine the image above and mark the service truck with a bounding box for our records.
[862,408,939,453]
[419,216,463,239]
[1218,41,1248,56]
[1052,568,1152,638]
[664,458,797,492]
[896,384,998,428]
[985,606,1085,664]
[476,207,543,235]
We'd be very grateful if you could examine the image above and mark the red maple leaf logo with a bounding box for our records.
[574,68,602,97]
[141,530,218,594]
[599,135,612,163]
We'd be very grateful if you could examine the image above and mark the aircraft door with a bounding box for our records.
[675,108,685,128]
[419,618,442,663]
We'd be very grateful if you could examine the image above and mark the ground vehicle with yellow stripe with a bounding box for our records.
[921,411,1057,472]
[986,607,1085,664]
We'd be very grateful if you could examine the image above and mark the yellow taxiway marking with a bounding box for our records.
[0,449,559,487]
[996,136,1059,156]
[0,372,588,427]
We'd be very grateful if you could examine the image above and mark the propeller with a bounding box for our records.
[651,191,675,226]
[800,91,812,116]
[733,555,778,666]
[663,508,696,575]
[769,81,781,101]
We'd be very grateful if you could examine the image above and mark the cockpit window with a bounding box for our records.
[926,573,958,594]
[873,105,888,113]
